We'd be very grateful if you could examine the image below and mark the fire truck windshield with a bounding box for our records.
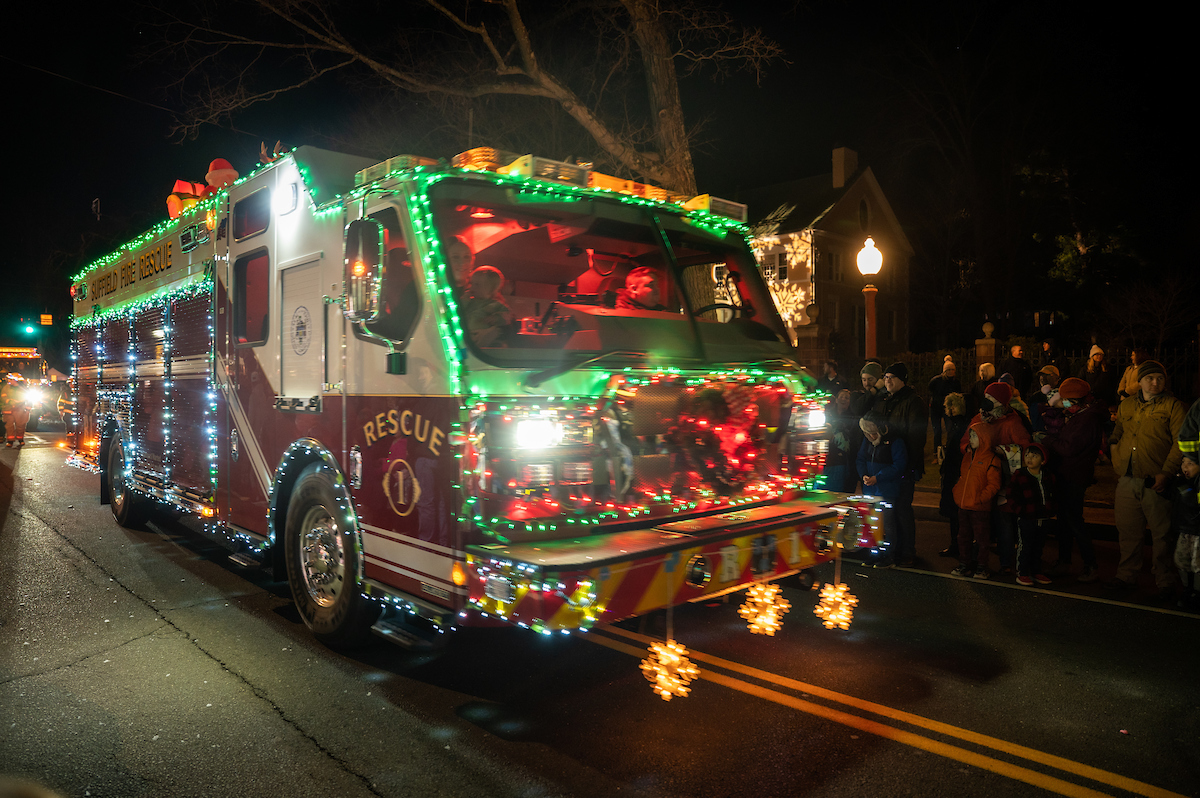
[428,181,791,365]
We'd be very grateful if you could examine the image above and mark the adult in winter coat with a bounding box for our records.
[855,412,908,503]
[939,393,970,558]
[856,412,908,566]
[1109,360,1187,596]
[852,361,885,418]
[1000,344,1034,399]
[927,356,961,456]
[1079,345,1117,408]
[1117,347,1149,401]
[824,389,858,492]
[1040,377,1106,580]
[1,375,32,448]
[968,362,996,419]
[875,362,928,567]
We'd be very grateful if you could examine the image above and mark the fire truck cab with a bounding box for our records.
[69,146,882,648]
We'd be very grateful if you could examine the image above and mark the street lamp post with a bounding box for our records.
[857,238,883,359]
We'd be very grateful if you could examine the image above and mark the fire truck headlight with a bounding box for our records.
[515,419,559,449]
[805,407,826,429]
[24,389,43,405]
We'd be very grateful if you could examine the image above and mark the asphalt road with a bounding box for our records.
[2,433,1197,798]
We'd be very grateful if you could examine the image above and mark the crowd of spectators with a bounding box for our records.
[818,346,1200,610]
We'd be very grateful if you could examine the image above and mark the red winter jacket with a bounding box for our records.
[954,423,1003,511]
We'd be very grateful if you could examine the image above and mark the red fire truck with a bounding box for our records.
[68,145,882,648]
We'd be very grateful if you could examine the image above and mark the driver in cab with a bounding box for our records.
[614,267,667,312]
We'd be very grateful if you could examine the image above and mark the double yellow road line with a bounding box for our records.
[586,626,1185,798]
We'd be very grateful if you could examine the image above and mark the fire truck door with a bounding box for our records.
[280,259,324,401]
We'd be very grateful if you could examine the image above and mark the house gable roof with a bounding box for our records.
[742,167,914,255]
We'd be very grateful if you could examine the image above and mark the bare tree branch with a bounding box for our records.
[154,0,784,191]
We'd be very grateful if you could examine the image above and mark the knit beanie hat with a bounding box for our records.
[860,362,883,380]
[1024,441,1048,462]
[984,381,1013,405]
[1137,360,1166,381]
[884,362,908,382]
[1057,377,1089,400]
[942,355,956,374]
[1089,344,1104,357]
[1038,364,1059,380]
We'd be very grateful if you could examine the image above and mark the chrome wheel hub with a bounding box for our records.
[299,505,345,607]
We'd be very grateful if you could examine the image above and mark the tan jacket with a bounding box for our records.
[1117,365,1140,399]
[1110,391,1187,479]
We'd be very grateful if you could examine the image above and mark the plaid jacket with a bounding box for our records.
[1005,468,1055,518]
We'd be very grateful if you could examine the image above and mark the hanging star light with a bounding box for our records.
[640,639,700,701]
[738,581,791,635]
[814,582,858,631]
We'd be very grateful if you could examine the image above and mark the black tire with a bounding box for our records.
[25,417,40,433]
[284,463,380,647]
[108,437,150,528]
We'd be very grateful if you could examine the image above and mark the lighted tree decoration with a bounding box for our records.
[814,508,861,631]
[641,639,700,701]
[739,581,791,635]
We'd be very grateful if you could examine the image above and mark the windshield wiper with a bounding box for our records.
[523,350,646,389]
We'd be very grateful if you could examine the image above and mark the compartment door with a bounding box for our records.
[279,259,324,402]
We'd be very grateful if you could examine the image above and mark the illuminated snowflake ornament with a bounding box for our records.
[640,639,700,701]
[814,582,858,631]
[738,582,791,635]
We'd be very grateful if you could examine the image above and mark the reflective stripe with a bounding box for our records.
[1180,439,1200,452]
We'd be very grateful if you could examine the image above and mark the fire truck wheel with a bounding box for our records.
[284,464,380,648]
[108,437,150,529]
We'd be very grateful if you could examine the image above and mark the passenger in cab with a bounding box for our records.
[615,267,666,311]
[463,265,513,347]
[446,238,475,289]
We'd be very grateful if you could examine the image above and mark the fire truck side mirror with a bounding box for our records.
[344,218,385,322]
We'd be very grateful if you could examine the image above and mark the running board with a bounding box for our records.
[370,618,442,650]
[227,553,259,568]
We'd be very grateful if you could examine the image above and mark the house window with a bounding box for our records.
[832,300,840,331]
[776,252,788,281]
[829,251,843,282]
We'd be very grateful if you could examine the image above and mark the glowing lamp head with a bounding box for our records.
[857,238,883,277]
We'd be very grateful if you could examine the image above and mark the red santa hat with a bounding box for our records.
[206,158,239,189]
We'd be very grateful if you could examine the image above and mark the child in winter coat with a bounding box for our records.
[1006,442,1056,586]
[1169,454,1200,610]
[856,412,908,566]
[952,422,1003,579]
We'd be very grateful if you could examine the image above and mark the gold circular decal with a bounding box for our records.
[383,458,422,517]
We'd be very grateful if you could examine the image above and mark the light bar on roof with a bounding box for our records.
[498,155,590,188]
[355,154,440,186]
[683,194,748,222]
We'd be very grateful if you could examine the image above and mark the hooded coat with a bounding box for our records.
[954,423,1003,511]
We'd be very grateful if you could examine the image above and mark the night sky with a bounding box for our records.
[5,1,1190,365]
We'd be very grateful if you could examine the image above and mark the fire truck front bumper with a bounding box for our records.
[465,494,885,633]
